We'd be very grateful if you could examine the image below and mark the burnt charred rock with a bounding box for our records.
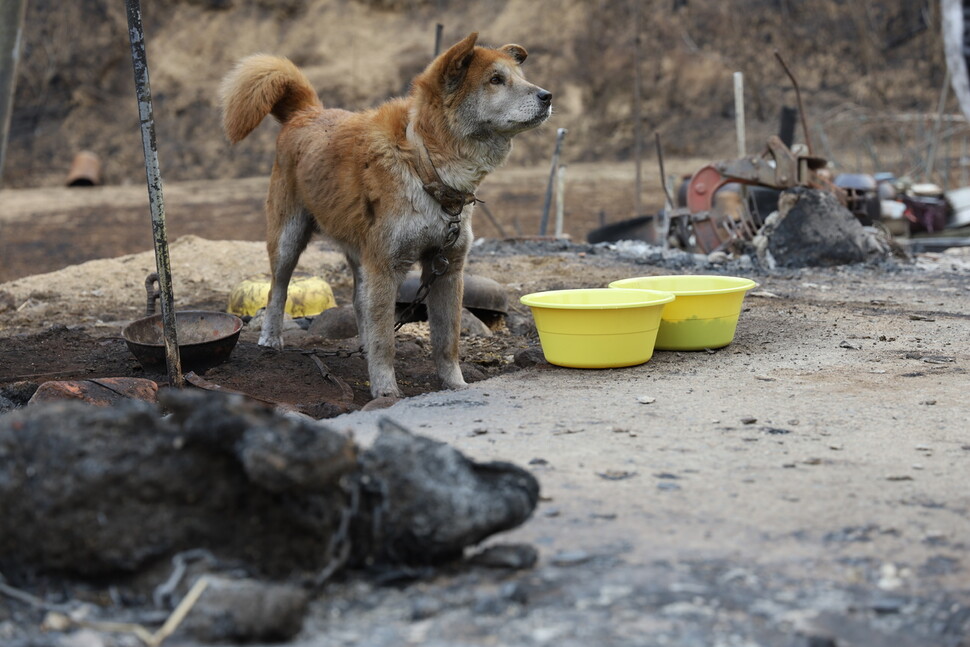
[0,390,539,583]
[758,187,891,268]
[354,419,540,566]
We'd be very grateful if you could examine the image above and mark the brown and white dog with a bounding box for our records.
[220,33,551,399]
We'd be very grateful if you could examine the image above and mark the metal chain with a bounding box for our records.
[393,217,462,332]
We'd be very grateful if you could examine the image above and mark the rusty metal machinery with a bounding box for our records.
[677,136,842,253]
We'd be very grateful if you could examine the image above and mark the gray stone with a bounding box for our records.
[307,306,359,339]
[460,308,493,337]
[468,543,539,570]
[178,576,308,643]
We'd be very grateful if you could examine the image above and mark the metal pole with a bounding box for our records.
[926,67,951,181]
[554,164,567,238]
[0,0,27,187]
[632,0,642,218]
[539,127,566,236]
[774,50,813,155]
[125,0,183,388]
[434,23,443,57]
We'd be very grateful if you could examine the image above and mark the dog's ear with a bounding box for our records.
[500,44,528,65]
[441,32,478,93]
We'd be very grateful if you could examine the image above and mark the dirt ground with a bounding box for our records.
[2,170,970,645]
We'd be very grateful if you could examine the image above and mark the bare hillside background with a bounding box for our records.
[3,0,947,189]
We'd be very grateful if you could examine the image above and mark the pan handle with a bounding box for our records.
[145,272,160,316]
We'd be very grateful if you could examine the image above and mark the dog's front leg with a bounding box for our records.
[357,267,403,399]
[425,261,467,391]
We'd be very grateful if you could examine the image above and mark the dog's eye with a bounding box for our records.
[490,74,504,85]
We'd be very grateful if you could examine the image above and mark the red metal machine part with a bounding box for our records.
[683,135,837,252]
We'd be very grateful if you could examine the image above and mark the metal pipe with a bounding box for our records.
[125,0,183,388]
[554,164,567,238]
[434,23,443,57]
[774,50,813,155]
[0,0,27,187]
[632,0,643,218]
[539,128,567,236]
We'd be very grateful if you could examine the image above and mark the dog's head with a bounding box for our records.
[413,32,552,139]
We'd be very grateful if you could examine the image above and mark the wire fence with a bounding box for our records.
[815,104,970,191]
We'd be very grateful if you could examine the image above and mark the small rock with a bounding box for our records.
[307,306,358,339]
[506,312,536,336]
[514,347,546,368]
[410,595,444,621]
[460,308,493,337]
[362,396,402,411]
[877,563,903,591]
[179,576,308,643]
[741,416,758,425]
[636,395,656,404]
[500,581,529,605]
[57,629,107,647]
[468,543,539,570]
[839,340,862,350]
[28,378,158,407]
[550,549,593,566]
[597,469,636,481]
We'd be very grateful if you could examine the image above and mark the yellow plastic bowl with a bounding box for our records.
[227,275,337,318]
[608,275,758,351]
[519,288,675,368]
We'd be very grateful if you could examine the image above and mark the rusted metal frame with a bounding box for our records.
[125,0,183,388]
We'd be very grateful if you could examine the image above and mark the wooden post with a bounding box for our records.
[554,164,567,238]
[0,0,27,187]
[125,0,183,388]
[539,128,567,236]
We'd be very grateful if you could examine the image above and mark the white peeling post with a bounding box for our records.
[734,72,746,158]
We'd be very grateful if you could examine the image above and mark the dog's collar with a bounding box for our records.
[409,131,478,218]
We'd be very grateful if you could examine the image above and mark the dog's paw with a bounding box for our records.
[370,384,402,400]
[257,333,284,350]
[443,377,469,391]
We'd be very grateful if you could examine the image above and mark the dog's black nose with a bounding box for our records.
[537,89,552,105]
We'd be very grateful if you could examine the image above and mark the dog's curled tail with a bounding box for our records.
[220,55,322,144]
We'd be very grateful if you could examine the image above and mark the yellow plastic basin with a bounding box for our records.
[227,275,337,318]
[519,288,675,368]
[608,275,757,350]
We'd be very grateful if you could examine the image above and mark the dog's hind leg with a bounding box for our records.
[424,258,467,391]
[260,206,315,350]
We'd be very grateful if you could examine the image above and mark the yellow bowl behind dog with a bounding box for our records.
[519,288,675,368]
[228,275,336,318]
[608,275,757,351]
